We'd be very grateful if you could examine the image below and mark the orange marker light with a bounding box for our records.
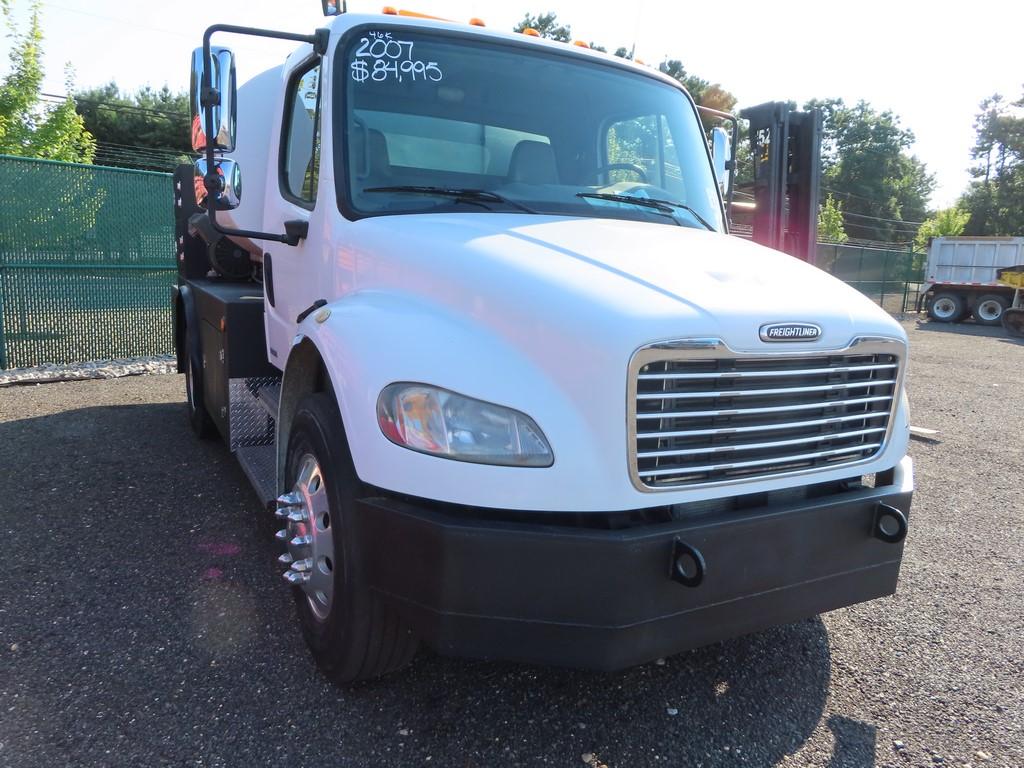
[468,17,485,26]
[382,6,398,14]
[521,27,540,36]
[573,40,589,48]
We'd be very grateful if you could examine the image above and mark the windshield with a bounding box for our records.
[337,29,724,231]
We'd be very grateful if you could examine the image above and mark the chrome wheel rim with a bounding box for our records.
[977,300,1002,322]
[932,297,957,320]
[285,454,334,621]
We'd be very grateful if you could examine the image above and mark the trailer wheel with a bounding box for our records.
[926,291,966,323]
[972,293,1009,326]
[281,392,418,682]
[184,332,216,439]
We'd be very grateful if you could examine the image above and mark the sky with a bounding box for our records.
[3,0,1023,208]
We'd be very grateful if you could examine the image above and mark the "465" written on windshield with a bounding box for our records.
[351,32,443,84]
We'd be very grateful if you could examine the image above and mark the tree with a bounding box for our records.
[818,194,848,243]
[807,98,934,243]
[959,91,1024,236]
[510,12,736,114]
[657,61,735,112]
[73,82,191,170]
[0,0,95,162]
[513,12,572,42]
[914,207,969,252]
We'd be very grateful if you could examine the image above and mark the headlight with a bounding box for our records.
[376,383,554,467]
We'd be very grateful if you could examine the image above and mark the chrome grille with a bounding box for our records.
[629,340,902,489]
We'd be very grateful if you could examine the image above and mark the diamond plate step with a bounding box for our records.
[236,444,277,507]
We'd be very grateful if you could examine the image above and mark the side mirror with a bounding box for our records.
[321,0,344,15]
[190,46,237,152]
[194,157,241,210]
[710,126,732,192]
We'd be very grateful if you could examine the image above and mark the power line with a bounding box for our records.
[824,188,927,230]
[840,210,924,226]
[40,93,186,120]
[824,186,896,206]
[823,186,928,223]
[38,1,194,39]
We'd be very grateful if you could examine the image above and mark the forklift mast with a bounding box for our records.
[739,102,823,264]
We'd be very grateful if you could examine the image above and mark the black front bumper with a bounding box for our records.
[353,467,912,671]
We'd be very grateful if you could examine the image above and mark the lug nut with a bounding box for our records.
[276,492,302,508]
[290,535,312,547]
[291,558,313,572]
[278,552,294,565]
[274,528,288,541]
[275,506,307,521]
[283,570,309,584]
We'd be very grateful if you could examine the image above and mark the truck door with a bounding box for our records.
[263,57,325,368]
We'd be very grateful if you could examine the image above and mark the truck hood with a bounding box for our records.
[349,213,905,353]
[326,212,910,511]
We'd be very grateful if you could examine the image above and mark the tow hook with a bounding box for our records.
[670,538,706,587]
[873,503,909,544]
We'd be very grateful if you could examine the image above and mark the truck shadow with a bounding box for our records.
[0,398,876,768]
[339,618,874,767]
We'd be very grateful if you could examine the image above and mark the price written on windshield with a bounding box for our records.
[351,32,443,84]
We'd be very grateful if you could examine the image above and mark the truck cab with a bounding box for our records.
[173,9,913,682]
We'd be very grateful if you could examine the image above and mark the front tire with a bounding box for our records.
[282,392,418,682]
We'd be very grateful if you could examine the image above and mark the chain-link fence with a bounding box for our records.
[0,154,176,369]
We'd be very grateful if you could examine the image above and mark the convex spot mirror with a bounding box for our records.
[710,126,732,193]
[193,157,241,210]
[190,46,237,152]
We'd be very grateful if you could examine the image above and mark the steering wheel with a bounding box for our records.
[592,163,648,183]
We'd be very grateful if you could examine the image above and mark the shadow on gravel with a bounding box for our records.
[827,715,878,768]
[914,319,1024,343]
[0,400,867,767]
[343,617,844,766]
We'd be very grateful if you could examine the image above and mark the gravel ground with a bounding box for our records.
[0,319,1020,768]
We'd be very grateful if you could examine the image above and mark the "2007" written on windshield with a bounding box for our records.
[351,32,444,84]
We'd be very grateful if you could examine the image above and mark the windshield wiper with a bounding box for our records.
[575,192,716,232]
[364,186,537,214]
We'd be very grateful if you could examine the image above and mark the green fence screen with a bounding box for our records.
[0,154,928,370]
[815,243,924,315]
[0,154,176,369]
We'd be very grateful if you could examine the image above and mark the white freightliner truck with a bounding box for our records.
[173,5,914,682]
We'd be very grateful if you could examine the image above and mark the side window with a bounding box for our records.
[605,114,686,198]
[282,61,322,204]
[606,114,657,184]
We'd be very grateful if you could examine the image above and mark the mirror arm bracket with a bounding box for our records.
[313,28,331,56]
[199,23,329,247]
[283,220,310,246]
